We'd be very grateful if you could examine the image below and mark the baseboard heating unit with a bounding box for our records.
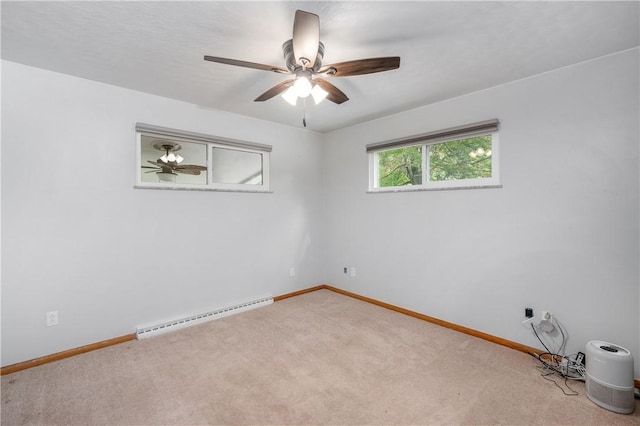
[136,296,273,340]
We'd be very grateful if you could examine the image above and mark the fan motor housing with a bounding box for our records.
[282,39,324,72]
[585,341,635,414]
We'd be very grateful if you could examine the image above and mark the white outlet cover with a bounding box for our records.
[46,311,58,326]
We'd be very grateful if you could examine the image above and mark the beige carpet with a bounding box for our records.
[2,289,638,425]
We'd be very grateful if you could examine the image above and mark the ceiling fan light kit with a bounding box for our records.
[293,74,312,97]
[280,75,329,106]
[281,86,299,106]
[142,140,207,181]
[310,84,329,104]
[156,142,184,164]
[203,10,400,125]
[160,152,183,164]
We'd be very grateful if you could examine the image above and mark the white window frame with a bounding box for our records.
[368,120,501,192]
[207,144,270,192]
[135,123,271,193]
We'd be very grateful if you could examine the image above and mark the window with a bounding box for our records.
[211,148,263,185]
[368,120,500,191]
[135,123,271,192]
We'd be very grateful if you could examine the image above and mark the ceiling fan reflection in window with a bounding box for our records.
[204,10,400,110]
[142,141,207,182]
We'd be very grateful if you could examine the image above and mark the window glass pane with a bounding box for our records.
[212,147,263,185]
[428,135,492,181]
[377,146,422,187]
[140,135,207,184]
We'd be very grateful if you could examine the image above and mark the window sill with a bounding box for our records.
[134,185,272,193]
[367,184,502,193]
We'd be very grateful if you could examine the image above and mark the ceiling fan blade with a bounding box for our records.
[204,56,289,74]
[254,78,295,102]
[175,165,207,172]
[320,57,400,77]
[314,78,349,104]
[292,10,320,68]
[175,169,202,176]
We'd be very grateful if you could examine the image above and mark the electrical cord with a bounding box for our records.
[540,371,579,396]
[535,354,584,379]
[528,316,583,396]
[531,319,571,368]
[531,353,581,395]
[564,353,586,379]
[536,317,568,357]
[554,317,568,357]
[531,323,552,355]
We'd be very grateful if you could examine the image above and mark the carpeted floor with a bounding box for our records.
[2,289,639,425]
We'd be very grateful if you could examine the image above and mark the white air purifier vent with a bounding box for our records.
[136,296,273,340]
[585,340,635,414]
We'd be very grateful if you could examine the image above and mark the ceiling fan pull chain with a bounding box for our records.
[303,97,307,127]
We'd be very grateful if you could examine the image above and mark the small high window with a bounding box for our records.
[135,123,271,192]
[368,120,500,191]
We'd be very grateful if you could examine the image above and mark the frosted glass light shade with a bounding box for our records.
[281,87,298,106]
[311,84,328,104]
[158,172,176,182]
[293,77,312,98]
[282,78,327,106]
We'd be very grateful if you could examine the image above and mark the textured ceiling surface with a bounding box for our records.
[2,1,639,133]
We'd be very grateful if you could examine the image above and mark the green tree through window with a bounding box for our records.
[375,135,493,188]
[378,146,422,187]
[429,136,492,181]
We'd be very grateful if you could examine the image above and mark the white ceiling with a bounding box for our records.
[2,1,638,133]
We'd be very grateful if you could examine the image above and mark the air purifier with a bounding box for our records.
[585,340,635,414]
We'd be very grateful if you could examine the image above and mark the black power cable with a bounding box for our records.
[529,320,581,396]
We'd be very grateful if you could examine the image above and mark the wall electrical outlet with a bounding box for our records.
[46,311,58,327]
[525,307,533,318]
[539,310,554,332]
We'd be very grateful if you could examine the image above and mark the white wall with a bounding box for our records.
[323,49,640,376]
[1,60,325,366]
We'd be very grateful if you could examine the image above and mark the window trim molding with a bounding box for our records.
[135,123,272,152]
[366,119,499,153]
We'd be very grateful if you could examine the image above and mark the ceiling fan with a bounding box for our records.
[204,10,400,107]
[142,141,207,181]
